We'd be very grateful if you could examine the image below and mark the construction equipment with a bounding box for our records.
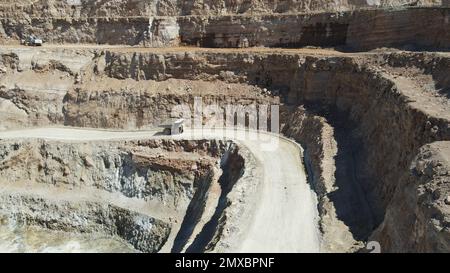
[159,118,185,135]
[21,35,43,46]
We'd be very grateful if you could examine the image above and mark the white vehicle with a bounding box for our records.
[21,35,43,46]
[159,118,185,135]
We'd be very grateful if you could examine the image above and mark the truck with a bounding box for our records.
[21,35,43,46]
[159,118,185,135]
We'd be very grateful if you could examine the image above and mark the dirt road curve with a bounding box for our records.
[0,127,321,253]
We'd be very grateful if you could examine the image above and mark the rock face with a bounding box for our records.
[282,106,356,252]
[145,17,180,47]
[373,142,450,252]
[0,137,254,252]
[0,139,219,205]
[0,194,171,253]
[0,0,441,18]
[287,54,450,252]
[0,1,448,50]
[180,8,450,51]
[0,48,94,130]
[0,47,280,130]
[63,78,276,129]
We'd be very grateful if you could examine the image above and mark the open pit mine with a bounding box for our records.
[0,0,449,254]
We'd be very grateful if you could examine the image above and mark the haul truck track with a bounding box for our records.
[0,127,321,253]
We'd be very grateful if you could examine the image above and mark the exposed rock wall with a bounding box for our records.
[181,8,450,51]
[0,194,171,252]
[197,143,261,253]
[0,48,94,130]
[290,55,450,252]
[295,57,448,207]
[372,142,450,252]
[346,8,450,51]
[63,78,276,129]
[0,0,441,18]
[1,17,149,45]
[1,7,449,51]
[101,50,304,94]
[282,106,359,252]
[179,13,350,48]
[0,138,253,252]
[0,48,280,130]
[0,139,226,206]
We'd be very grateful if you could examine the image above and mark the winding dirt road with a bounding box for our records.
[0,127,321,253]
